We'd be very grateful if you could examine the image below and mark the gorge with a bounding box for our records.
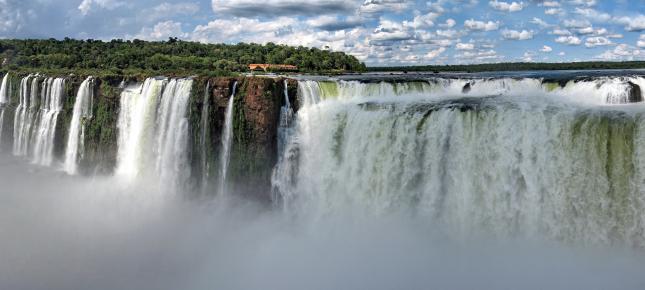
[2,70,645,289]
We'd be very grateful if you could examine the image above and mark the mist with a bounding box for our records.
[0,154,644,290]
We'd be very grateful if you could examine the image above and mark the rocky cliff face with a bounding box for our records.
[229,77,283,200]
[195,76,289,201]
[0,73,291,201]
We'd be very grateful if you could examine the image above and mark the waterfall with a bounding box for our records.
[64,77,94,175]
[200,81,211,192]
[272,80,297,204]
[297,76,645,105]
[32,78,66,166]
[116,78,166,178]
[116,78,193,189]
[0,73,10,147]
[154,78,193,189]
[277,79,294,153]
[218,81,237,196]
[273,78,645,246]
[0,73,9,105]
[13,75,39,156]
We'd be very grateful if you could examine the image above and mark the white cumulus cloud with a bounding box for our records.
[530,17,551,28]
[424,47,446,60]
[134,20,188,40]
[489,0,524,12]
[568,0,596,7]
[78,0,126,16]
[360,0,411,16]
[502,29,534,40]
[615,15,645,32]
[456,42,475,50]
[464,19,500,31]
[439,18,456,28]
[563,19,591,29]
[555,35,582,45]
[574,8,611,22]
[552,28,572,35]
[584,36,612,47]
[595,44,642,60]
[540,1,560,7]
[637,35,645,48]
[544,8,563,15]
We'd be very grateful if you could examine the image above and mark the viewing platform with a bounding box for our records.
[249,64,298,72]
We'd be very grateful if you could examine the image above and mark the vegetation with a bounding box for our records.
[369,61,645,72]
[0,38,366,75]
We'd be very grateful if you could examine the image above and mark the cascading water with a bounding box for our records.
[200,81,211,193]
[116,78,193,189]
[0,73,10,147]
[297,76,645,106]
[31,78,65,166]
[218,81,237,196]
[273,77,645,247]
[117,78,166,178]
[278,79,294,152]
[154,78,193,189]
[0,74,8,105]
[272,80,297,204]
[13,75,39,156]
[64,77,94,174]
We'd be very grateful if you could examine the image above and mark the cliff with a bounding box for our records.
[197,76,298,200]
[0,72,296,202]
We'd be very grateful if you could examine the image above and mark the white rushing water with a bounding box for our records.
[298,76,645,105]
[218,81,237,196]
[272,80,297,204]
[2,73,645,290]
[273,78,645,247]
[116,78,165,178]
[13,75,40,156]
[0,73,9,105]
[200,81,211,193]
[154,78,193,189]
[116,78,193,189]
[64,77,94,174]
[32,78,66,166]
[0,73,10,147]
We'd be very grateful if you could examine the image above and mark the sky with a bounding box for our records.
[0,0,644,66]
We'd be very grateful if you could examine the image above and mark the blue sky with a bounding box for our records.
[0,0,644,66]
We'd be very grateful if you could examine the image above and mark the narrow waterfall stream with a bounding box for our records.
[218,81,237,196]
[0,73,10,147]
[64,77,94,174]
[200,81,211,193]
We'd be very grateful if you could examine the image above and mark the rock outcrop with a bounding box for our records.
[228,77,285,201]
[626,81,642,103]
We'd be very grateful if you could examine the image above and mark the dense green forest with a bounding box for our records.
[2,38,643,76]
[0,38,366,76]
[369,61,645,72]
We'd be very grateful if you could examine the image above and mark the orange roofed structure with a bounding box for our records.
[249,64,298,72]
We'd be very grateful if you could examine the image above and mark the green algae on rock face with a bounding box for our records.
[227,77,284,201]
[79,79,121,174]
